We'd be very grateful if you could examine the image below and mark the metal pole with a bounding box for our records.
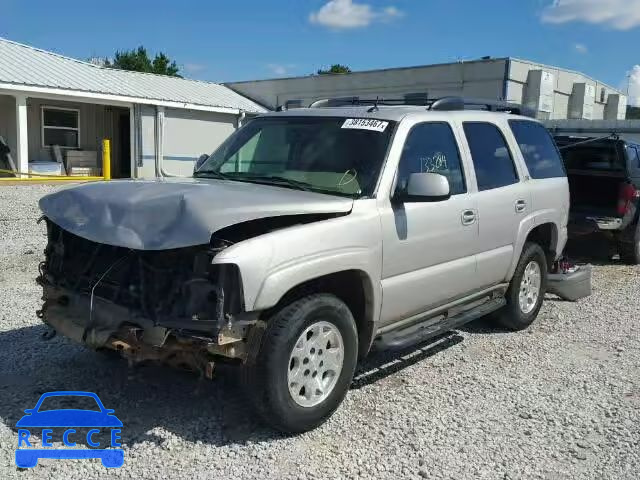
[102,138,111,180]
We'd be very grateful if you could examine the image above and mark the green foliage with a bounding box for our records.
[317,64,352,75]
[104,46,181,77]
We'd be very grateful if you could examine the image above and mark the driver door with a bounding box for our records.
[378,121,480,327]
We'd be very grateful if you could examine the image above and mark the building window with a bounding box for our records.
[42,107,80,148]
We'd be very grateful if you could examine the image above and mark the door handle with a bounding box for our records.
[461,209,476,226]
[515,200,527,213]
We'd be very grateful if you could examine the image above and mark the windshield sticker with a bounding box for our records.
[341,118,389,132]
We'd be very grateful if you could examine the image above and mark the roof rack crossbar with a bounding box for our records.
[429,96,536,118]
[309,96,430,108]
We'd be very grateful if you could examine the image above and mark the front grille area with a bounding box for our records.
[38,219,242,333]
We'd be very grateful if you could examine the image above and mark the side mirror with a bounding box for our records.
[395,172,451,202]
[194,154,209,173]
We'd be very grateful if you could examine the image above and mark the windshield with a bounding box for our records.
[38,395,101,412]
[195,116,396,197]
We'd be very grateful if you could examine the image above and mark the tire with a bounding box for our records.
[494,242,548,331]
[618,224,640,265]
[242,294,358,433]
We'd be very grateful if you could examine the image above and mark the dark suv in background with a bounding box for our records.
[555,136,640,264]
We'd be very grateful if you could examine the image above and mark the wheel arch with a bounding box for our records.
[508,221,560,279]
[259,270,378,359]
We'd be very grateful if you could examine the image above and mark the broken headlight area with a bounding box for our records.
[37,219,256,375]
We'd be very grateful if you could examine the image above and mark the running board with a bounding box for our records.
[374,297,506,351]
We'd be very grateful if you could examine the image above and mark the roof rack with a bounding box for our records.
[428,96,536,118]
[307,95,536,118]
[309,93,430,109]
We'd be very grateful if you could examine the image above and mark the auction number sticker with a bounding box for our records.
[341,118,389,132]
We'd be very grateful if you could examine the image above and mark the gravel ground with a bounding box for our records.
[0,184,639,480]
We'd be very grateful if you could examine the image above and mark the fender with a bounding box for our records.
[253,247,381,316]
[212,201,383,318]
[507,209,562,280]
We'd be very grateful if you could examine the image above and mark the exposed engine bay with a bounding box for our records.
[37,218,262,378]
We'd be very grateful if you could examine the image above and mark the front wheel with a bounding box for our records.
[242,294,358,433]
[494,242,548,331]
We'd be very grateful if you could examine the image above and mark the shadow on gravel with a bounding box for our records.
[564,235,626,265]
[351,333,463,389]
[457,317,512,334]
[0,325,463,446]
[0,325,280,447]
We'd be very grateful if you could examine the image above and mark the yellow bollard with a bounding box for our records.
[102,139,111,180]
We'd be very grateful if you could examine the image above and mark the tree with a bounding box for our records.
[317,64,352,75]
[104,46,181,77]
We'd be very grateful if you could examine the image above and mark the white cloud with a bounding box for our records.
[542,0,640,30]
[574,43,588,54]
[267,63,296,76]
[309,0,402,30]
[626,65,640,106]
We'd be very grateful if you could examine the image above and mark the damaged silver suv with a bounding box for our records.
[37,97,569,433]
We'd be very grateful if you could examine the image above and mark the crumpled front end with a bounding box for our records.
[37,218,259,376]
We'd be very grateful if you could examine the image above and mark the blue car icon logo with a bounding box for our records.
[15,391,124,468]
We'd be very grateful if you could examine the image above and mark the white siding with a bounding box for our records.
[162,109,236,177]
[137,105,157,178]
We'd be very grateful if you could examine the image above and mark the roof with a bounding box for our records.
[227,57,510,85]
[0,38,267,113]
[227,56,623,95]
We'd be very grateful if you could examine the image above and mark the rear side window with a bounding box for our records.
[463,122,518,191]
[509,120,566,179]
[398,122,466,195]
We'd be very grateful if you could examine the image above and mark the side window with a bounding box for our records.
[509,120,566,179]
[463,122,518,191]
[397,122,466,195]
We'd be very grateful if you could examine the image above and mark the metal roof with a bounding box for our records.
[0,37,267,113]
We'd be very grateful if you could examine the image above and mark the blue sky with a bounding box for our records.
[1,0,639,100]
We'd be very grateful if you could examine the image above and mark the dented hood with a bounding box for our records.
[39,178,353,250]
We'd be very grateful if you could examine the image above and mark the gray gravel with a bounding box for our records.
[1,184,639,480]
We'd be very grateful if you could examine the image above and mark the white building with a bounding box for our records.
[0,38,266,179]
[226,57,627,121]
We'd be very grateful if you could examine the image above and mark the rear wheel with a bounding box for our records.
[494,242,548,331]
[242,294,358,433]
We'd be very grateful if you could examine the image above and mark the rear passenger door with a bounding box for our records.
[461,121,529,287]
[509,120,569,257]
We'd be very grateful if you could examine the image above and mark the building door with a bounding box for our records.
[118,112,131,178]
